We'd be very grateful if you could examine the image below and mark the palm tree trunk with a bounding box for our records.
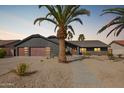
[58,39,66,63]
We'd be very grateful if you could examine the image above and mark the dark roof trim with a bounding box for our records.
[14,34,58,46]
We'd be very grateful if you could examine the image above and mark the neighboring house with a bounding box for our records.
[14,34,77,57]
[0,40,20,56]
[109,40,124,55]
[69,40,109,55]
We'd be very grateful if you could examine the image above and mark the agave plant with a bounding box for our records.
[34,5,90,63]
[98,8,124,37]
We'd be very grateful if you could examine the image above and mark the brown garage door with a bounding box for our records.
[18,48,25,56]
[31,48,47,56]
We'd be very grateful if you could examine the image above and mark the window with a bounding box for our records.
[94,48,101,52]
[24,47,28,51]
[24,47,29,56]
[80,48,87,53]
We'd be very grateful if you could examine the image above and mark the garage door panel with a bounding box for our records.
[31,48,46,56]
[19,48,25,56]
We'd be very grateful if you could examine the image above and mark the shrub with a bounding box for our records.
[107,52,113,57]
[16,63,29,76]
[0,48,6,58]
[40,60,44,62]
[117,54,123,58]
[107,52,114,60]
[84,52,91,56]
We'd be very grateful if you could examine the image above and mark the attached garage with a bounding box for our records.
[15,34,58,57]
[18,47,50,56]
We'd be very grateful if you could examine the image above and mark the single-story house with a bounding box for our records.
[69,40,109,55]
[109,40,124,55]
[0,40,20,56]
[14,34,109,57]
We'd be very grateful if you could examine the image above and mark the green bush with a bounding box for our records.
[16,63,29,76]
[107,52,114,60]
[0,48,6,58]
[84,52,91,56]
[107,52,113,57]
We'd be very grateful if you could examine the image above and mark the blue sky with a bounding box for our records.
[0,5,124,44]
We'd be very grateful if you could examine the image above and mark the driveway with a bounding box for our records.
[70,61,102,87]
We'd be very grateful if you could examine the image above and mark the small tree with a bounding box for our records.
[78,34,85,41]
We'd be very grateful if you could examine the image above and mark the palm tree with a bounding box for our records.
[67,31,73,41]
[98,8,124,37]
[78,34,85,41]
[34,5,90,63]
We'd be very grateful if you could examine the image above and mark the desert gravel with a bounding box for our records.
[0,56,124,88]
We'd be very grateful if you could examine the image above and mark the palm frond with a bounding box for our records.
[103,8,124,13]
[34,17,57,25]
[46,13,52,18]
[101,8,124,16]
[67,25,75,35]
[98,21,123,34]
[40,5,61,24]
[63,6,78,19]
[100,11,124,16]
[68,18,83,25]
[72,9,90,17]
[116,25,124,36]
[54,25,58,32]
[98,8,124,37]
[64,6,80,24]
[106,24,122,37]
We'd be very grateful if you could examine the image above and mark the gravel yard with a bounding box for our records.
[0,56,124,88]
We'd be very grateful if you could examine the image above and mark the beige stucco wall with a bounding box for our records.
[110,43,124,55]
